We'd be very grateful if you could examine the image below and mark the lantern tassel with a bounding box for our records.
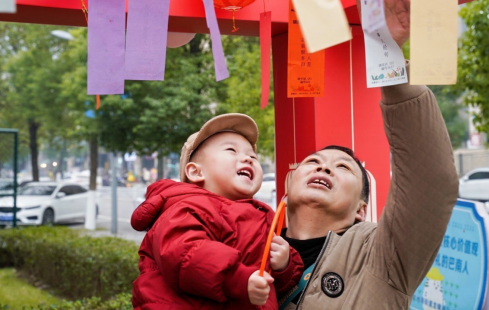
[80,0,88,23]
[232,9,239,33]
[96,95,101,110]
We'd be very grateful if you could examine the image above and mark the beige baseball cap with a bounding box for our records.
[179,113,259,183]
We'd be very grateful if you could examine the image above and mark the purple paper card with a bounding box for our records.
[202,0,229,81]
[87,0,126,95]
[125,0,170,80]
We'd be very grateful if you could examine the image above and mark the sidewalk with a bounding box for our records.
[70,217,146,245]
[71,184,148,245]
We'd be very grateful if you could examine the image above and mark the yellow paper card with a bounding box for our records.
[292,0,351,54]
[410,0,458,85]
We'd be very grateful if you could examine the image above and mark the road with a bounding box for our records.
[71,184,148,245]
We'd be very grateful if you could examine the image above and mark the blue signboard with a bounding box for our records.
[410,200,488,310]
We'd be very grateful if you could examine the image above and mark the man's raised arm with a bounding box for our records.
[371,66,459,295]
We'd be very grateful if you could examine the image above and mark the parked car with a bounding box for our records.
[459,168,489,202]
[0,179,14,197]
[0,182,97,226]
[70,170,102,187]
[254,173,277,210]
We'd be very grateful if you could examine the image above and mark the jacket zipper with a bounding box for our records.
[294,231,332,310]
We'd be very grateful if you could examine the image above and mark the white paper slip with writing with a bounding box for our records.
[0,0,16,13]
[410,0,458,85]
[362,0,407,88]
[292,0,351,53]
[363,0,386,34]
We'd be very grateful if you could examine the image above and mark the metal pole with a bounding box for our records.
[110,152,118,234]
[12,131,18,228]
[459,153,464,176]
[157,150,164,180]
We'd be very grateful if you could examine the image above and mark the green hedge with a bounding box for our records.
[0,293,132,310]
[0,227,139,300]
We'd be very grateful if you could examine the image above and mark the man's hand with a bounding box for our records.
[356,0,410,48]
[248,270,274,306]
[270,235,290,272]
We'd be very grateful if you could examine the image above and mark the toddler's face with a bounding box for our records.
[193,132,263,201]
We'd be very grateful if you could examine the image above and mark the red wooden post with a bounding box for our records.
[273,26,390,222]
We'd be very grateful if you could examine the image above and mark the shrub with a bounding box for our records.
[0,293,132,310]
[0,227,139,300]
[35,293,132,310]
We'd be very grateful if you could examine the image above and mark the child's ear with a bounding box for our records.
[185,162,205,183]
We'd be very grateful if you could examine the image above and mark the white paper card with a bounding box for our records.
[363,0,386,33]
[362,0,407,88]
[0,0,16,13]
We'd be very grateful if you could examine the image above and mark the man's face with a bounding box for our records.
[287,149,365,219]
[193,132,263,201]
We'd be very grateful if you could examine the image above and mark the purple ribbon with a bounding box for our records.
[87,0,126,95]
[202,0,229,81]
[125,0,170,80]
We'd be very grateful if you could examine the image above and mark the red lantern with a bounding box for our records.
[213,0,257,32]
[213,0,256,11]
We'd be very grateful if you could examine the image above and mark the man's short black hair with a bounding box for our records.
[320,145,370,204]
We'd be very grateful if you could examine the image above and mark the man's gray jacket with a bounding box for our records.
[286,71,459,309]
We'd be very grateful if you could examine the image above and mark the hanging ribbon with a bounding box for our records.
[260,12,271,109]
[202,0,230,81]
[125,0,170,81]
[87,0,126,95]
[80,0,102,109]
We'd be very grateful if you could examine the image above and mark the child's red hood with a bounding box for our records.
[131,179,226,231]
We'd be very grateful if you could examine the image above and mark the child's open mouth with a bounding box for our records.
[237,168,253,180]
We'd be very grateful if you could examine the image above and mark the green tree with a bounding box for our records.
[455,0,489,137]
[0,133,14,176]
[401,40,468,148]
[0,23,74,181]
[429,86,467,148]
[219,36,275,158]
[59,29,222,182]
[60,29,218,155]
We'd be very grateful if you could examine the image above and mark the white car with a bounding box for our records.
[459,168,489,202]
[69,170,102,187]
[0,182,96,226]
[254,173,277,210]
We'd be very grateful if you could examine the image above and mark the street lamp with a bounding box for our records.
[51,30,74,41]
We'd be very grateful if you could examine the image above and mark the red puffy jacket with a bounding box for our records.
[131,180,303,310]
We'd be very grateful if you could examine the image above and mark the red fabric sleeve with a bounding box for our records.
[131,194,164,231]
[152,201,255,305]
[272,246,304,298]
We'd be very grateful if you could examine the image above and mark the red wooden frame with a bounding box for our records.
[0,0,358,36]
[0,0,473,36]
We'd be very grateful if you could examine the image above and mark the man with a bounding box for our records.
[279,0,459,309]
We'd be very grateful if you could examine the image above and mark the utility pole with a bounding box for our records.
[110,152,118,234]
